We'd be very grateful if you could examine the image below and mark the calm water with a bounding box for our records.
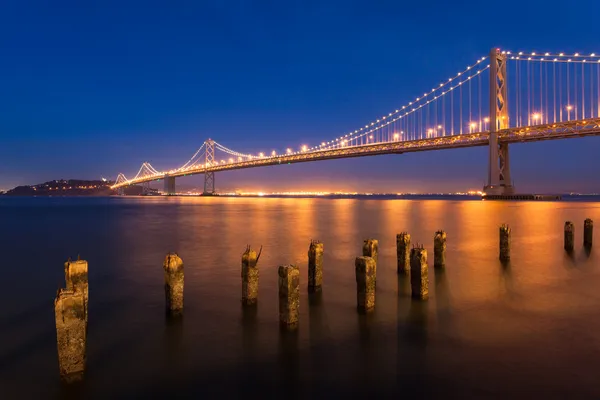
[2,196,600,398]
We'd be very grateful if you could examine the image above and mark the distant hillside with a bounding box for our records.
[3,179,116,196]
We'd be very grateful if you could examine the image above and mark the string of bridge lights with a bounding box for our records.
[505,51,600,63]
[311,63,491,151]
[215,54,490,161]
[178,142,206,170]
[297,55,490,155]
[130,162,160,180]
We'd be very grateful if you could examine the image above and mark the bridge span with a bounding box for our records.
[112,48,600,196]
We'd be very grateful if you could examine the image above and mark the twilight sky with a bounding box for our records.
[2,0,600,193]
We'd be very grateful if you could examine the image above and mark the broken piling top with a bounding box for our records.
[565,221,574,232]
[242,245,260,269]
[308,240,324,256]
[362,239,379,263]
[585,218,593,227]
[163,253,184,273]
[397,232,411,243]
[500,224,511,235]
[565,221,574,229]
[410,245,427,264]
[64,259,88,290]
[434,230,447,241]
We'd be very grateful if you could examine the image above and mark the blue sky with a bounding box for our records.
[2,0,600,192]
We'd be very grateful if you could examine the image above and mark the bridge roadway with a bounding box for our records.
[113,118,600,189]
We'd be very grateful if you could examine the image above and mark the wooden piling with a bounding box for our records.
[499,224,511,262]
[584,218,593,248]
[564,221,574,252]
[163,253,184,315]
[434,230,447,268]
[55,289,86,382]
[278,265,300,329]
[355,256,376,312]
[410,246,428,300]
[64,259,88,323]
[362,239,378,285]
[308,240,324,292]
[241,246,260,305]
[396,232,411,274]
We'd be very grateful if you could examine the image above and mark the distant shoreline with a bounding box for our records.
[2,193,600,201]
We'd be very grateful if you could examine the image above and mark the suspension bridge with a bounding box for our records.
[111,48,600,197]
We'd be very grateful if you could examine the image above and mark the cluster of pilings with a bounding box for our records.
[54,218,594,382]
[498,218,594,262]
[563,219,593,253]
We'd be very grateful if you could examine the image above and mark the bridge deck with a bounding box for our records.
[113,118,600,188]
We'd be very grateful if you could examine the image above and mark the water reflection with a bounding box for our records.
[2,196,600,397]
[277,327,300,395]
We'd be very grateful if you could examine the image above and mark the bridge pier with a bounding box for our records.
[163,176,176,195]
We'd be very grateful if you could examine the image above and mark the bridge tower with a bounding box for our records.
[204,139,215,195]
[484,48,514,196]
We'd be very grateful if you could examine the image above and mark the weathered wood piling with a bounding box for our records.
[64,259,88,323]
[410,246,428,300]
[278,265,300,329]
[362,239,378,285]
[564,221,574,252]
[308,240,324,292]
[434,230,447,268]
[163,253,184,315]
[396,232,411,274]
[584,218,593,248]
[355,256,376,312]
[499,224,511,262]
[241,246,260,305]
[55,288,86,382]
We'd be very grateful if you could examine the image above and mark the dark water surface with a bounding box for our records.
[2,196,600,399]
